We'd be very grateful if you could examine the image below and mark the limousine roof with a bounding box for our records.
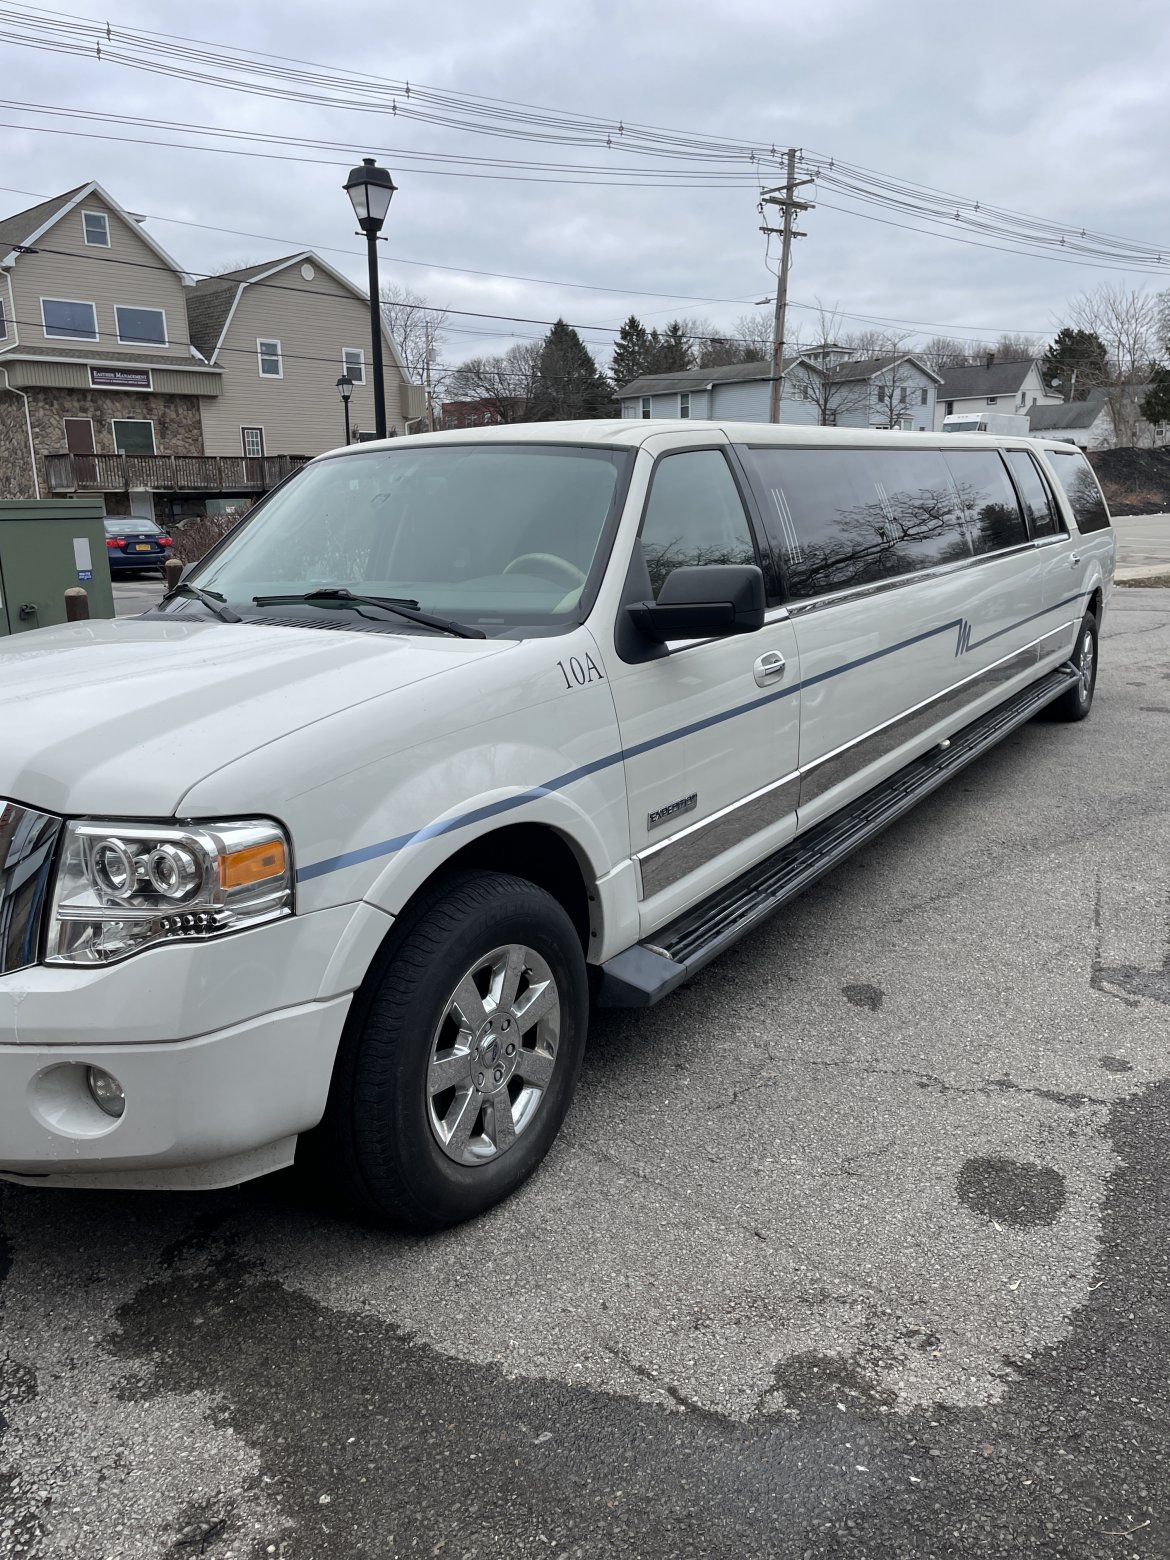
[328,420,1070,457]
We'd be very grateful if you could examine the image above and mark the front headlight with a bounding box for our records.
[45,818,293,966]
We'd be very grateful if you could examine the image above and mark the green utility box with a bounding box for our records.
[0,499,113,636]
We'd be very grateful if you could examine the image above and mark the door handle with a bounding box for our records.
[754,650,786,687]
[1070,552,1081,567]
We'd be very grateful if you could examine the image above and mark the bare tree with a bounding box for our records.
[785,306,871,425]
[730,311,773,363]
[381,283,447,392]
[868,336,931,430]
[918,335,971,374]
[1069,285,1159,445]
[444,342,541,423]
[990,332,1045,362]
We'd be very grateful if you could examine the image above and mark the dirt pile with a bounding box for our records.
[1089,447,1170,516]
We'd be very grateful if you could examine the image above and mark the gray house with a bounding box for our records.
[934,357,1060,430]
[618,351,940,430]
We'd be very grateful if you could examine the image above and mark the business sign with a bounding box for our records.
[89,367,151,391]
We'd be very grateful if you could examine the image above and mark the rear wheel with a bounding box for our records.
[321,870,588,1228]
[1047,611,1098,722]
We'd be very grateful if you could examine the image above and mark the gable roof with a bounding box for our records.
[0,180,192,282]
[618,359,778,397]
[936,359,1040,400]
[1026,392,1111,432]
[619,352,941,399]
[185,250,407,373]
[824,353,942,385]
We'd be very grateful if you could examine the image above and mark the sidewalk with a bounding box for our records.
[1112,512,1170,582]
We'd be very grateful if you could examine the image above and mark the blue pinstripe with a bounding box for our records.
[297,588,1089,883]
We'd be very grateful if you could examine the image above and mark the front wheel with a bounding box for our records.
[321,870,588,1228]
[1047,611,1098,722]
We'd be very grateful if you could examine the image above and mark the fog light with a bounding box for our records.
[86,1067,125,1119]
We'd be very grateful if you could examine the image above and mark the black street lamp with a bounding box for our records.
[335,373,354,445]
[343,156,397,440]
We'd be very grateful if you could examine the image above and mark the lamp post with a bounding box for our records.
[344,156,397,440]
[335,373,353,445]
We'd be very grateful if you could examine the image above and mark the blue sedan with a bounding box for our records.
[104,518,173,576]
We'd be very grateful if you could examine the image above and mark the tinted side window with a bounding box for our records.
[943,450,1027,554]
[1046,449,1111,533]
[1003,449,1061,540]
[746,447,969,599]
[639,450,756,598]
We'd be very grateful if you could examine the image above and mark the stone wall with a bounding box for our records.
[26,388,205,513]
[0,392,37,500]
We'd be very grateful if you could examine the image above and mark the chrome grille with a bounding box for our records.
[0,801,62,975]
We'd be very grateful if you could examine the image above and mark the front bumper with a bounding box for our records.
[0,900,394,1189]
[0,995,349,1189]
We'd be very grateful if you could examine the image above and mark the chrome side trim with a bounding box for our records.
[798,637,1044,807]
[637,770,801,898]
[0,801,62,976]
[786,540,1042,619]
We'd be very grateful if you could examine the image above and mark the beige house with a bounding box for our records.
[186,253,420,457]
[0,180,220,516]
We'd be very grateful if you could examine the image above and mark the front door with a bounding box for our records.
[63,418,95,454]
[605,443,801,932]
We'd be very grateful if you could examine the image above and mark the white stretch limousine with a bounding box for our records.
[0,423,1114,1225]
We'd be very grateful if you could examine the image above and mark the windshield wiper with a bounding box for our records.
[162,582,242,623]
[251,588,485,639]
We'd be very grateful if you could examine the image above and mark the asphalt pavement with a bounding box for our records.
[2,589,1169,1558]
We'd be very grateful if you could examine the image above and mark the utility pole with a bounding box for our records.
[760,149,815,423]
[424,319,435,432]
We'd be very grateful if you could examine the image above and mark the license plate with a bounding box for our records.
[135,543,153,551]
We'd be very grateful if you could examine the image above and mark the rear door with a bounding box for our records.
[1002,446,1079,667]
[1042,446,1114,634]
[605,441,801,931]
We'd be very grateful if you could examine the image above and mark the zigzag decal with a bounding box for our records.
[955,619,972,657]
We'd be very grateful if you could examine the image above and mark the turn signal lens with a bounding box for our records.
[221,839,287,890]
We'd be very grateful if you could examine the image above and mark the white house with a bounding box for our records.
[618,352,940,430]
[934,357,1060,430]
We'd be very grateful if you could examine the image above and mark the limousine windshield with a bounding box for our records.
[187,443,632,633]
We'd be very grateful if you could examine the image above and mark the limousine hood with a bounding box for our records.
[0,617,513,817]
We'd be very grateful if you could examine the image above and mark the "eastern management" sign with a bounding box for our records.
[89,367,152,390]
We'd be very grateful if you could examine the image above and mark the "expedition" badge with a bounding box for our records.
[647,793,698,830]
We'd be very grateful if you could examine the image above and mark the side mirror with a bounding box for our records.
[626,564,765,643]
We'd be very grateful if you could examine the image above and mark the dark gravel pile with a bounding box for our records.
[1089,446,1170,514]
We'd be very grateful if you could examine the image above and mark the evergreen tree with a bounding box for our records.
[611,315,651,387]
[1140,364,1170,426]
[529,320,614,421]
[1042,328,1111,401]
[655,320,695,372]
[643,320,695,375]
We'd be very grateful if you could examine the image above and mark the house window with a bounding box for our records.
[241,427,265,458]
[82,211,110,247]
[0,299,6,340]
[342,348,365,385]
[876,385,887,403]
[641,397,651,419]
[63,417,95,454]
[920,388,928,406]
[899,386,908,406]
[115,306,167,346]
[945,400,954,416]
[111,419,155,455]
[987,396,998,405]
[257,338,283,378]
[679,392,690,418]
[42,298,98,341]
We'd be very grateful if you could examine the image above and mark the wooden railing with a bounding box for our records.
[45,452,311,494]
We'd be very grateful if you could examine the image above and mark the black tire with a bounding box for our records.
[320,870,588,1229]
[1047,611,1098,722]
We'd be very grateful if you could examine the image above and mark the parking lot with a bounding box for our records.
[2,587,1167,1558]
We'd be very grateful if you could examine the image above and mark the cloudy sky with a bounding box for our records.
[3,0,1169,378]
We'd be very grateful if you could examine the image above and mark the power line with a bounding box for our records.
[2,0,1167,275]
